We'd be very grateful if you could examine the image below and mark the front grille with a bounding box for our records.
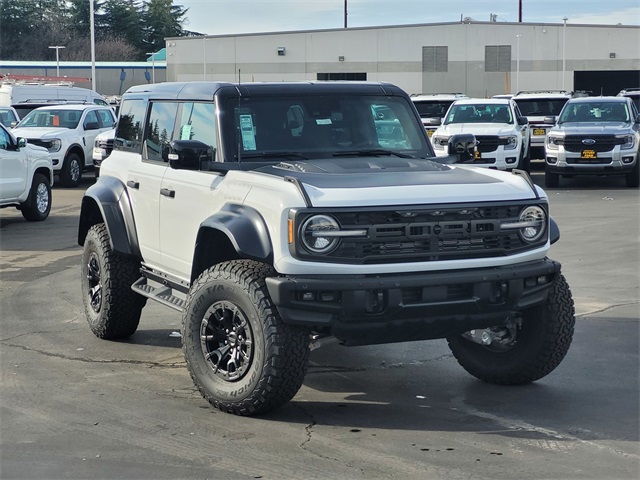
[27,138,52,149]
[294,202,547,264]
[97,139,114,155]
[563,135,621,153]
[475,135,511,153]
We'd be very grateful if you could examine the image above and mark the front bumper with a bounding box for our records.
[266,258,561,346]
[546,147,637,175]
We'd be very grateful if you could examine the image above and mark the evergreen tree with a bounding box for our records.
[142,0,188,55]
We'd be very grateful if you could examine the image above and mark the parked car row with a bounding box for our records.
[412,88,640,188]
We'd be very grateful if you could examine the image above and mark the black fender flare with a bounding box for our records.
[549,217,560,245]
[78,175,141,258]
[191,204,273,281]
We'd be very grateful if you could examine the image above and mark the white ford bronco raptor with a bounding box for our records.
[78,81,575,416]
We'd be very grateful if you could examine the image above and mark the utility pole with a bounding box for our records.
[562,17,568,90]
[344,0,348,28]
[90,0,96,91]
[48,46,65,77]
[519,0,523,22]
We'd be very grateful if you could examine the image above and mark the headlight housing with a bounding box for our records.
[49,139,62,152]
[501,135,518,150]
[300,215,341,253]
[431,135,448,150]
[546,135,562,150]
[500,206,547,243]
[617,134,635,150]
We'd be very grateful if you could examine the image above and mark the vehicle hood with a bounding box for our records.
[11,127,71,139]
[551,122,634,135]
[256,158,542,207]
[437,123,515,136]
[24,143,52,163]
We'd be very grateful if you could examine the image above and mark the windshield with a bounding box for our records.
[558,101,630,123]
[18,109,81,129]
[444,103,513,124]
[413,100,455,118]
[225,94,432,160]
[0,108,17,127]
[514,98,568,116]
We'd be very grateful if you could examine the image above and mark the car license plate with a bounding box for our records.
[427,129,434,137]
[533,128,546,136]
[474,149,481,160]
[581,149,597,159]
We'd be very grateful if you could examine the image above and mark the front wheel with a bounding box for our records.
[21,173,51,221]
[59,152,83,187]
[81,223,146,339]
[447,274,575,385]
[625,161,639,188]
[182,260,310,416]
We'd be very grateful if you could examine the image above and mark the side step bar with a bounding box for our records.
[131,276,186,312]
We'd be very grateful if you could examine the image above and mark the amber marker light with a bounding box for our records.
[288,219,294,244]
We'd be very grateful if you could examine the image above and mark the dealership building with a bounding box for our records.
[165,20,640,97]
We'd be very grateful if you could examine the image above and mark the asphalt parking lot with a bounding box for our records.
[1,166,638,480]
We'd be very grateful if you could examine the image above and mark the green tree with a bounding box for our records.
[101,0,144,50]
[142,0,188,54]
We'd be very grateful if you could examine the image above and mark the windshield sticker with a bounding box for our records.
[239,114,256,150]
[316,118,332,125]
[180,124,192,140]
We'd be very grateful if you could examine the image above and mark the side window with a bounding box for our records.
[144,101,178,163]
[96,109,115,128]
[83,110,99,128]
[115,99,146,153]
[0,126,10,150]
[177,102,216,148]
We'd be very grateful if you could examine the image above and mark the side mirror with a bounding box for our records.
[447,133,477,162]
[168,139,215,170]
[517,117,528,125]
[85,122,100,130]
[544,116,557,125]
[635,114,640,124]
[17,137,27,148]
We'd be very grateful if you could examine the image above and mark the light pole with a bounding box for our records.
[48,46,65,77]
[90,0,96,91]
[562,17,568,90]
[146,53,156,83]
[516,34,522,93]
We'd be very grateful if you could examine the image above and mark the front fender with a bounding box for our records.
[191,204,273,281]
[78,175,140,258]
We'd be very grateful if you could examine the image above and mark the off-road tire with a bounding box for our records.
[21,173,51,221]
[545,170,560,188]
[625,161,639,188]
[447,274,575,385]
[81,223,146,339]
[59,152,82,187]
[182,260,310,416]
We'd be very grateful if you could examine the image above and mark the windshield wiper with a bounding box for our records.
[238,152,309,160]
[333,149,413,158]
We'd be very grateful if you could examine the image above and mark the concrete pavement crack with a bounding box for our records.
[2,342,185,368]
[577,300,639,317]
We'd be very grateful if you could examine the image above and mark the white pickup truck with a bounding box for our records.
[0,123,53,221]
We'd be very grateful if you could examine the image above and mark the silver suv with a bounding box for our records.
[545,96,640,188]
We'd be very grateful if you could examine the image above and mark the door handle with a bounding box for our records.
[160,188,175,198]
[126,180,140,189]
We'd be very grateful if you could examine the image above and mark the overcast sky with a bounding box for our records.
[177,0,640,35]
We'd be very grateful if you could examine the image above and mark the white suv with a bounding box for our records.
[431,98,531,171]
[12,104,116,187]
[512,90,574,160]
[0,123,53,221]
[410,93,468,138]
[78,81,574,416]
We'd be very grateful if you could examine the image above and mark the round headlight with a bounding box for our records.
[301,215,340,253]
[519,206,546,243]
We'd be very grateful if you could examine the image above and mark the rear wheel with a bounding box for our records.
[21,173,51,221]
[182,260,310,416]
[59,152,82,187]
[447,274,575,385]
[81,223,146,339]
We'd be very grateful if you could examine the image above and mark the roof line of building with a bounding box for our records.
[171,19,638,40]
